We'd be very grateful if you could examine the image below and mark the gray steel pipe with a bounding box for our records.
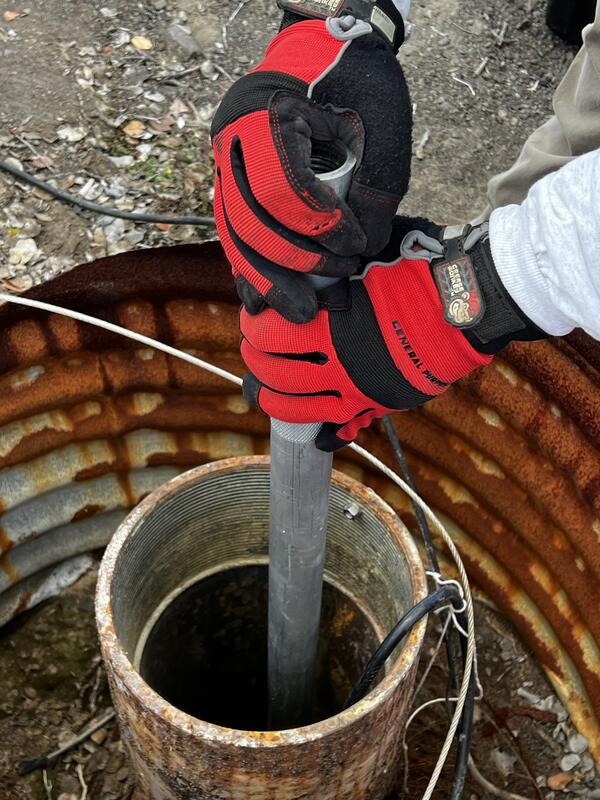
[267,141,356,728]
[96,456,427,800]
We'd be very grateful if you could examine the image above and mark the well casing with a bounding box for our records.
[96,456,427,800]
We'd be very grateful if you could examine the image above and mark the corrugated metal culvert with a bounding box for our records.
[0,241,599,758]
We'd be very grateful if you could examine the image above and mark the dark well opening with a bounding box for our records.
[140,564,381,731]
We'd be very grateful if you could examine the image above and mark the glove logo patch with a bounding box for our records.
[432,255,485,329]
[277,0,345,19]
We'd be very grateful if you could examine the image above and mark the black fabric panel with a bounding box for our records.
[235,276,265,315]
[314,36,412,203]
[330,281,433,408]
[461,238,548,354]
[279,10,305,29]
[369,0,406,51]
[211,71,308,137]
[222,202,318,322]
[313,34,412,255]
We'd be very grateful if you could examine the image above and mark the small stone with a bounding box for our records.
[113,30,130,47]
[9,238,38,266]
[4,156,23,172]
[491,749,516,776]
[546,773,573,791]
[144,90,166,103]
[200,59,216,78]
[152,0,166,7]
[167,23,201,58]
[560,753,581,772]
[103,218,126,243]
[23,686,37,699]
[57,125,87,143]
[123,229,145,245]
[21,219,42,237]
[567,732,588,754]
[116,766,129,782]
[107,155,134,168]
[580,753,595,774]
[100,7,118,16]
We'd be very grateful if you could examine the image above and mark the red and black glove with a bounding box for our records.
[210,13,412,323]
[240,218,547,450]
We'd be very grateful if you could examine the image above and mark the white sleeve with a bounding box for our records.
[489,148,600,341]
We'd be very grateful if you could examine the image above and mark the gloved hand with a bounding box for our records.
[240,217,547,450]
[211,13,412,323]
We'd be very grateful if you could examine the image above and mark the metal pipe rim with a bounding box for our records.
[96,455,428,747]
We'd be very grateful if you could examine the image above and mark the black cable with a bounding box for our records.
[344,585,462,708]
[0,158,217,227]
[381,414,460,694]
[381,415,473,798]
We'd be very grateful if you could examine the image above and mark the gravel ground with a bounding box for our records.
[0,0,598,798]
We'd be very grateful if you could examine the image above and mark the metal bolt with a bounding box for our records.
[343,502,361,520]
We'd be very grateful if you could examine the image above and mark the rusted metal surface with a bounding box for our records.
[96,457,427,800]
[0,554,94,627]
[0,242,598,758]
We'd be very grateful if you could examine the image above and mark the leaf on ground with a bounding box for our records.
[547,772,574,791]
[150,115,176,133]
[169,98,189,115]
[3,10,20,22]
[122,120,146,138]
[131,35,153,51]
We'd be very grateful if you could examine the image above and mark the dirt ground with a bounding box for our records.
[0,0,598,798]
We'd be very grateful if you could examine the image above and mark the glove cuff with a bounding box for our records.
[278,1,406,52]
[432,225,548,355]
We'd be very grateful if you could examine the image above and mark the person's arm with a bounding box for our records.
[490,147,600,340]
[476,3,600,220]
[239,150,599,450]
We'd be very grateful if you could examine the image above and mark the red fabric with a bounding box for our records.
[215,113,340,240]
[240,256,493,440]
[241,306,385,423]
[251,20,345,84]
[364,258,492,395]
[218,135,322,272]
[214,178,273,297]
[212,20,352,308]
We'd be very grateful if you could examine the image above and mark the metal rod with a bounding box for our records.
[267,142,355,729]
[268,422,333,728]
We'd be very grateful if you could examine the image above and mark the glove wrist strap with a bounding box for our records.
[277,0,406,51]
[432,225,548,354]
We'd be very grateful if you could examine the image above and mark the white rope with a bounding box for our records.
[349,442,475,800]
[0,291,475,800]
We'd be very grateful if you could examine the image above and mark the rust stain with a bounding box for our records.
[0,527,13,555]
[0,241,598,760]
[0,554,18,584]
[72,504,105,522]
